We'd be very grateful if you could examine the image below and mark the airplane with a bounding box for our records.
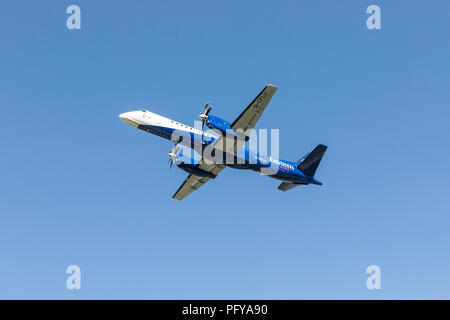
[119,84,327,200]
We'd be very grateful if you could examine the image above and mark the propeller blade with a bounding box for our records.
[200,102,212,143]
[204,102,210,114]
[201,121,205,143]
[168,143,181,169]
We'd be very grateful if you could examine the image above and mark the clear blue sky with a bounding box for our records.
[1,0,449,299]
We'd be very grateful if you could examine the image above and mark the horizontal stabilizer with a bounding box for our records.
[278,181,306,192]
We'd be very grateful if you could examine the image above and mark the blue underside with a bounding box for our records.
[138,124,311,184]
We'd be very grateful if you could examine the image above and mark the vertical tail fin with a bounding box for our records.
[297,144,327,177]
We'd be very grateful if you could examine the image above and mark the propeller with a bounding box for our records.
[168,144,181,169]
[199,102,213,144]
[199,102,213,130]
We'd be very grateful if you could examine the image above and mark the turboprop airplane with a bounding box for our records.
[119,85,327,200]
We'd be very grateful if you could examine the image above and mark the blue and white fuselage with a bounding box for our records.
[119,110,319,184]
[119,84,326,200]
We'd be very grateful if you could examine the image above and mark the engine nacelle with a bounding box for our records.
[171,146,216,179]
[206,115,232,133]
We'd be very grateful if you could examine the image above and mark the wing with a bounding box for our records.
[172,162,225,201]
[231,84,277,132]
[215,84,277,155]
[173,85,276,200]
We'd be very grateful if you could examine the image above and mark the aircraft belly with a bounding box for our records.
[138,124,173,140]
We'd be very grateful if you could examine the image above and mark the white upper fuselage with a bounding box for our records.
[119,110,216,141]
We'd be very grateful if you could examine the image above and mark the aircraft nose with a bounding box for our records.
[119,112,130,120]
[119,111,140,127]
